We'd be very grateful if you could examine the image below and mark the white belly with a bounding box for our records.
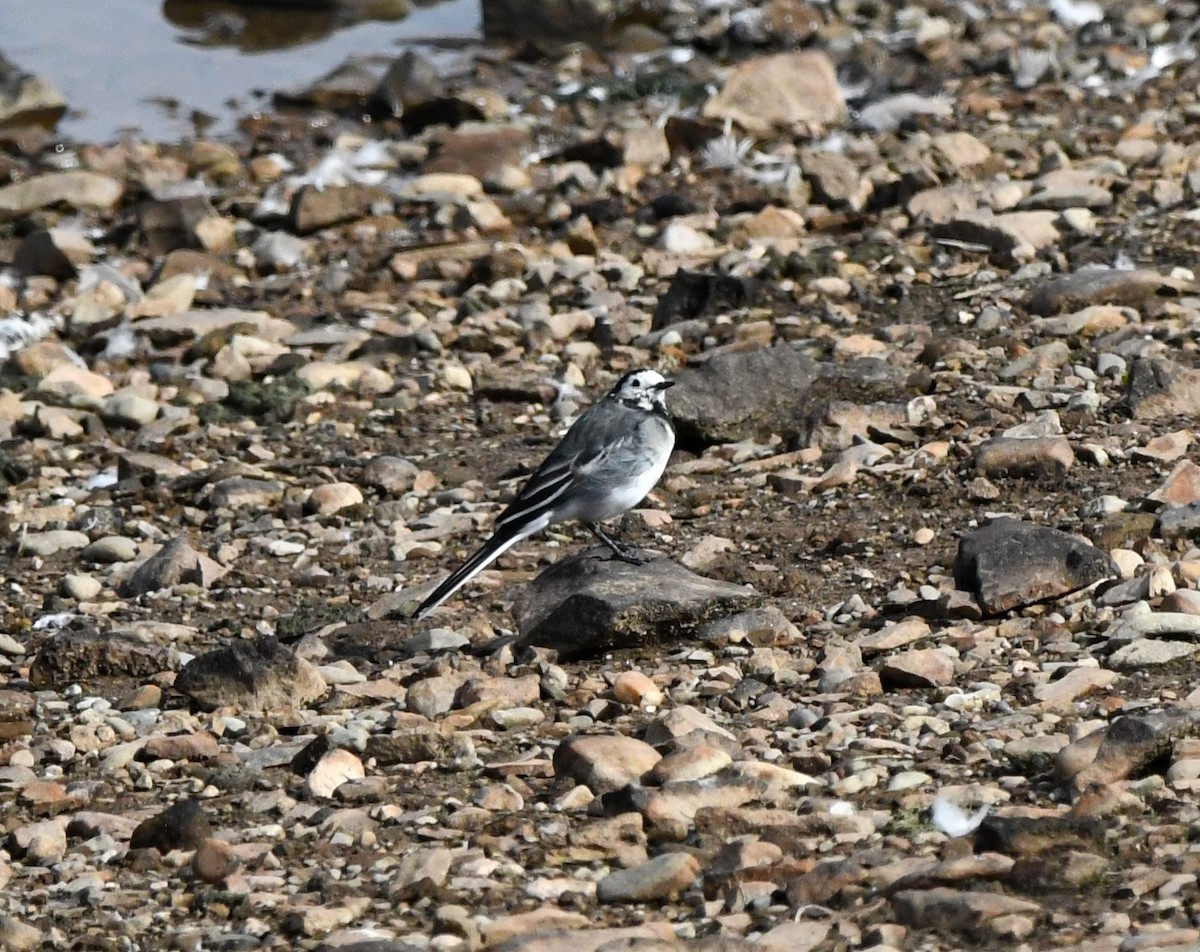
[569,416,674,523]
[591,449,670,520]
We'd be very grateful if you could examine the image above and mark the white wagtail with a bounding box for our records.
[414,369,676,619]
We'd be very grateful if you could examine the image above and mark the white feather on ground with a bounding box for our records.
[0,312,65,364]
[931,797,990,837]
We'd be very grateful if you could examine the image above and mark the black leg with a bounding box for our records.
[588,523,647,565]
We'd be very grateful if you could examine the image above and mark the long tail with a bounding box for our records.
[414,523,532,620]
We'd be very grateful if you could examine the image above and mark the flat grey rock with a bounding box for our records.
[953,517,1116,615]
[19,529,89,557]
[0,170,123,222]
[513,548,760,659]
[1027,267,1193,316]
[1109,639,1198,670]
[131,308,295,345]
[974,436,1073,479]
[397,629,470,657]
[29,628,170,689]
[1159,502,1200,541]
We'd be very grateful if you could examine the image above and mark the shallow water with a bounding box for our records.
[0,0,480,145]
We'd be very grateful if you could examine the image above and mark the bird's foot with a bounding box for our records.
[588,523,651,565]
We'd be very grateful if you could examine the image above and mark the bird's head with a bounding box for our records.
[609,369,675,412]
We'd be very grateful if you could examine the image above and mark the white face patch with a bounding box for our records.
[613,370,672,411]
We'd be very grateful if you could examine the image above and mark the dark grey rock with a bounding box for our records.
[513,548,760,660]
[139,195,222,255]
[29,628,169,689]
[174,635,327,712]
[12,228,82,279]
[117,450,190,483]
[370,50,443,119]
[1160,502,1200,541]
[129,799,211,852]
[1095,575,1154,608]
[1126,357,1200,422]
[890,886,1041,930]
[670,345,816,447]
[274,56,384,112]
[953,517,1117,615]
[365,730,477,769]
[651,269,756,331]
[972,813,1103,857]
[481,0,637,41]
[1066,709,1200,793]
[119,537,226,597]
[595,851,701,903]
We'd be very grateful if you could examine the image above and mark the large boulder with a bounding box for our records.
[514,549,759,659]
[669,346,816,448]
[953,517,1117,615]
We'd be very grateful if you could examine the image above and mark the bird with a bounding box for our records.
[413,368,676,620]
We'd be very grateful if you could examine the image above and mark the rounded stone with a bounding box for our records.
[612,671,665,708]
[103,391,160,426]
[60,574,102,600]
[443,364,473,391]
[192,838,239,886]
[361,455,420,494]
[596,852,701,903]
[81,536,139,564]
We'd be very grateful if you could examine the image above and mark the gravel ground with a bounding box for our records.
[4,0,1200,949]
